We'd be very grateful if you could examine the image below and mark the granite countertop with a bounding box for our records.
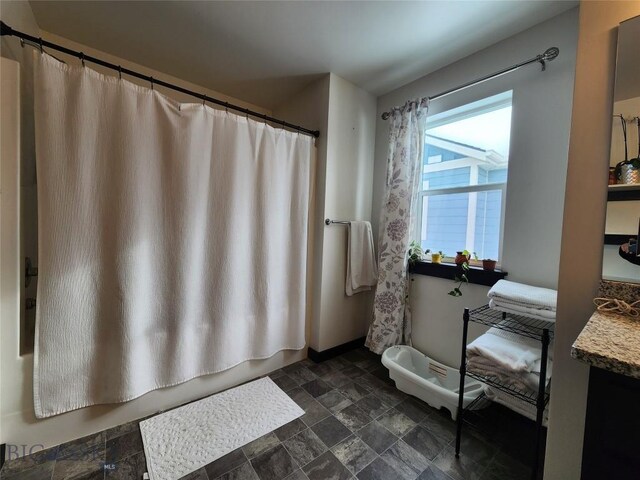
[571,310,640,379]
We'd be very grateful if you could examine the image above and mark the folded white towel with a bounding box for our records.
[466,325,552,394]
[467,326,550,372]
[468,358,537,392]
[345,221,377,296]
[488,279,557,311]
[468,355,551,393]
[489,299,557,323]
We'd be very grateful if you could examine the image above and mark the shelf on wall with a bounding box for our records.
[608,183,640,191]
[608,183,640,201]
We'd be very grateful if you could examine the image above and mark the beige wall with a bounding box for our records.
[273,76,331,351]
[544,2,640,479]
[410,277,491,368]
[275,74,377,353]
[318,74,376,351]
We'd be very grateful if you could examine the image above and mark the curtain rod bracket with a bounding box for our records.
[538,58,546,72]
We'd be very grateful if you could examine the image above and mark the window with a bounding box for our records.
[417,91,512,262]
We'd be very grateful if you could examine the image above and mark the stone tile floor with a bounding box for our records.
[0,347,543,480]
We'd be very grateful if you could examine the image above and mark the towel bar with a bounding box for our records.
[325,218,350,226]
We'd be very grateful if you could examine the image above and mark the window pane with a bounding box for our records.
[423,105,511,190]
[420,189,503,260]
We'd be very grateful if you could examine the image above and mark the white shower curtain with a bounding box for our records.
[33,53,315,418]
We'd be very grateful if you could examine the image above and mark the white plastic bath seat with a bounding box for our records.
[382,345,485,420]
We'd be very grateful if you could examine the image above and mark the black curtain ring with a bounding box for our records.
[118,65,122,80]
[202,95,206,106]
[38,37,43,53]
[281,120,286,130]
[80,52,85,67]
[150,76,154,90]
[224,102,229,114]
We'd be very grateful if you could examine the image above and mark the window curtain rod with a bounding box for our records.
[381,47,560,120]
[0,21,321,139]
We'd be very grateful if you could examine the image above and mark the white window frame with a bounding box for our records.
[415,91,512,263]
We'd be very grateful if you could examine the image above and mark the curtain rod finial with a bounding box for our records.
[1,21,14,37]
[543,47,559,62]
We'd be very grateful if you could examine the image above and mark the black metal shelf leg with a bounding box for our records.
[532,328,550,480]
[455,308,470,457]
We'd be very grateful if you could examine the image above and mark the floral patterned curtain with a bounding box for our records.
[365,99,428,354]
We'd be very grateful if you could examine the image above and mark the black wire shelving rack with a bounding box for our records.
[455,305,554,480]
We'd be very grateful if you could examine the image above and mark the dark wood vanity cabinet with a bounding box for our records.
[581,366,640,479]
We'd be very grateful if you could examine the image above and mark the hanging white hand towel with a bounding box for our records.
[346,221,377,296]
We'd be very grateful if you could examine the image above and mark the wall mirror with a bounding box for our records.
[604,14,640,284]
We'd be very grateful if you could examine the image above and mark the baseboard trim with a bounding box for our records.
[308,337,366,363]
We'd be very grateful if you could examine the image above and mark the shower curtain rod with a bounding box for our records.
[381,47,560,120]
[0,21,321,138]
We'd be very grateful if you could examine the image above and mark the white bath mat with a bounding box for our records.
[139,377,304,480]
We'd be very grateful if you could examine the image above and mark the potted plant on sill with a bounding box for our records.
[482,259,497,271]
[408,241,425,266]
[454,250,472,265]
[431,250,444,264]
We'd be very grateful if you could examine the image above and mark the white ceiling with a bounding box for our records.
[29,1,577,110]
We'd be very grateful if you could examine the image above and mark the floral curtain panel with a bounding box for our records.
[365,99,428,354]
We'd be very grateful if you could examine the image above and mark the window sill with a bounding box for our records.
[409,261,508,287]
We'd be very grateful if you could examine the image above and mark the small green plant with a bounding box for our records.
[472,251,479,261]
[408,241,426,265]
[449,262,470,297]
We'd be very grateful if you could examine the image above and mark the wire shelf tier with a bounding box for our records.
[464,391,488,411]
[468,304,555,340]
[466,371,550,406]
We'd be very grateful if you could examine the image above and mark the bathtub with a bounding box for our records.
[382,345,485,420]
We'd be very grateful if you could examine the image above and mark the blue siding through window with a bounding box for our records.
[420,144,507,258]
